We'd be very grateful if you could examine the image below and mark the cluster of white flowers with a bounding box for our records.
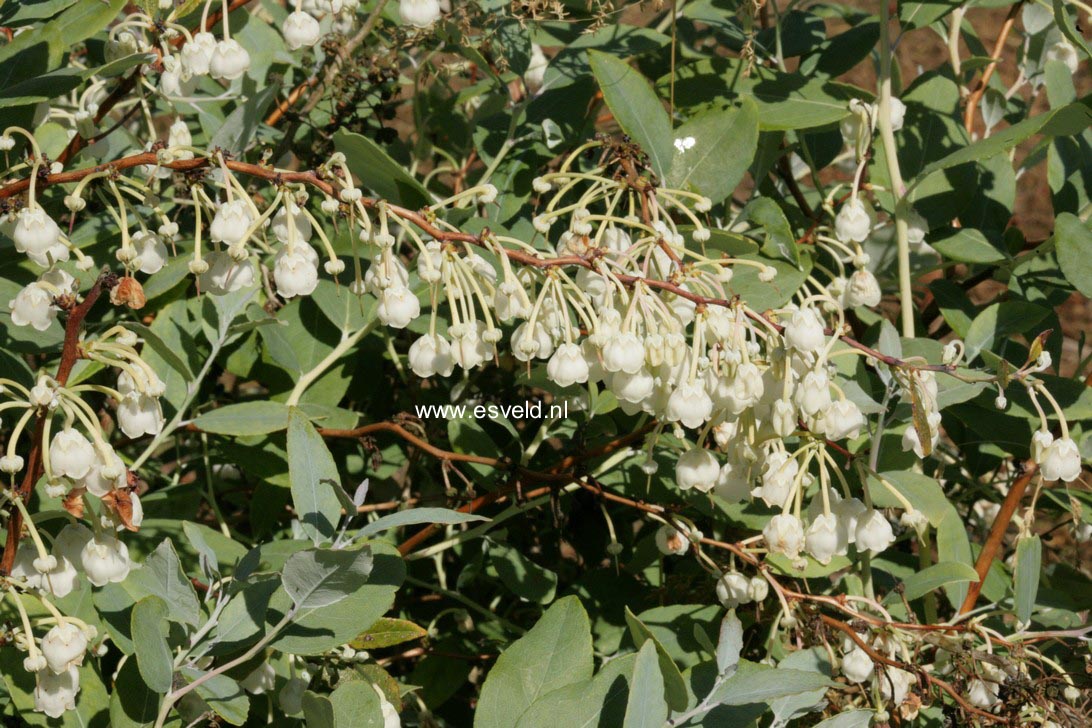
[0,322,162,716]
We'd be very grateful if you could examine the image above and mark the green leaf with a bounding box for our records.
[900,0,960,29]
[623,607,688,712]
[334,130,431,209]
[813,710,876,727]
[488,540,558,604]
[207,84,280,153]
[357,507,489,539]
[350,617,427,649]
[931,228,1008,264]
[180,667,250,725]
[330,678,387,727]
[725,251,812,311]
[207,578,279,655]
[109,658,161,728]
[193,401,290,436]
[515,654,635,728]
[867,471,950,527]
[715,611,743,674]
[475,596,594,728]
[588,50,673,179]
[287,406,344,543]
[666,99,758,204]
[964,301,1050,363]
[900,561,980,602]
[302,691,335,728]
[623,641,668,728]
[1054,212,1092,296]
[937,509,975,608]
[129,539,201,626]
[705,659,834,706]
[131,596,173,694]
[736,196,797,263]
[1014,534,1042,625]
[271,544,405,655]
[282,546,374,610]
[910,102,1092,190]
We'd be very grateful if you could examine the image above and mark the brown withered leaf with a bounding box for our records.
[101,488,139,532]
[908,371,934,458]
[62,487,86,519]
[110,277,146,310]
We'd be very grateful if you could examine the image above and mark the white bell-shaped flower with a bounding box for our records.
[34,665,79,718]
[715,572,752,608]
[611,368,655,404]
[854,510,895,555]
[241,662,277,694]
[795,368,832,417]
[1046,38,1079,74]
[834,198,875,243]
[654,524,690,556]
[906,208,928,246]
[714,459,750,503]
[408,335,454,378]
[274,246,320,299]
[546,343,589,388]
[1039,437,1081,482]
[201,251,257,294]
[524,44,548,94]
[14,207,66,266]
[377,285,421,329]
[450,326,489,370]
[9,282,55,331]
[675,448,719,492]
[833,497,867,544]
[770,398,797,437]
[877,666,915,706]
[752,450,799,508]
[721,362,765,415]
[511,320,554,362]
[805,513,842,564]
[40,622,87,674]
[399,0,441,27]
[845,269,881,307]
[819,399,865,441]
[763,514,805,560]
[181,31,217,75]
[841,647,874,684]
[209,39,251,81]
[968,678,1000,709]
[80,534,131,586]
[666,382,713,429]
[271,203,313,244]
[602,332,645,374]
[783,307,825,352]
[48,429,96,481]
[364,254,409,294]
[38,555,79,598]
[748,575,768,602]
[887,97,906,132]
[209,200,254,246]
[1030,429,1053,463]
[117,391,164,438]
[132,231,168,274]
[283,10,321,50]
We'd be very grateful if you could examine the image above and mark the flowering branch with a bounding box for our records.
[0,271,117,576]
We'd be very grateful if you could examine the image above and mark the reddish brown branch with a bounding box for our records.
[0,272,116,575]
[822,614,1007,723]
[962,2,1023,134]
